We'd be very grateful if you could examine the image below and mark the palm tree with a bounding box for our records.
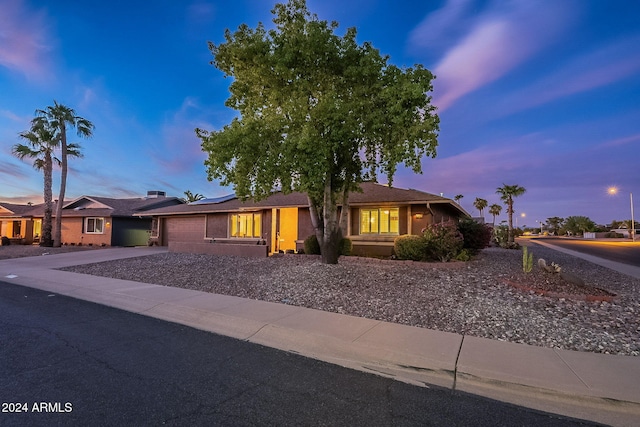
[35,101,94,247]
[473,197,488,218]
[488,203,502,226]
[454,194,463,204]
[12,120,58,246]
[183,190,205,203]
[496,184,526,244]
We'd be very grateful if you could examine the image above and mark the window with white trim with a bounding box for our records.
[85,217,105,234]
[229,213,261,238]
[360,208,399,235]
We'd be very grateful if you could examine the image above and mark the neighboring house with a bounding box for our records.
[143,182,470,257]
[0,191,183,246]
[0,202,39,244]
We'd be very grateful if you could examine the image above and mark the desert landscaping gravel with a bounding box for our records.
[2,242,638,356]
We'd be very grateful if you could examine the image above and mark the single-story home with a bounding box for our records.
[0,191,183,246]
[142,182,471,257]
[0,202,38,245]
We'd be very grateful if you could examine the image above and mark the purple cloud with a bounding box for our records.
[0,0,54,81]
[411,1,576,111]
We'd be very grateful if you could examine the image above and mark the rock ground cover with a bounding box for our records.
[2,243,637,355]
[40,243,639,357]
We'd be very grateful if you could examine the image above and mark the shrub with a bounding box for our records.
[1,236,10,246]
[457,219,492,254]
[340,238,352,256]
[394,234,426,261]
[423,222,464,262]
[303,234,321,255]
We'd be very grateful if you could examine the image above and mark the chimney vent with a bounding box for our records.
[146,190,166,198]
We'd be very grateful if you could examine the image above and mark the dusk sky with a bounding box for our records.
[1,0,639,226]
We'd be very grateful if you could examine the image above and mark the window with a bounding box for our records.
[85,217,105,234]
[360,208,399,234]
[230,213,261,238]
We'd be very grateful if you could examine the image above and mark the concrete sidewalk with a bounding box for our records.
[1,247,639,426]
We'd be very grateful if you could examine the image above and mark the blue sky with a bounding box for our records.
[1,0,639,226]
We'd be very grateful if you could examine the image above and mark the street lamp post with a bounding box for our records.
[608,187,635,242]
[631,192,635,242]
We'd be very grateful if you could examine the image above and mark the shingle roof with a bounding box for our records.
[6,196,184,218]
[143,182,470,217]
[0,202,37,217]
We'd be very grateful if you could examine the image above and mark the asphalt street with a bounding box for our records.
[532,237,640,266]
[0,280,599,426]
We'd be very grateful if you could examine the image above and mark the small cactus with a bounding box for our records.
[522,246,533,273]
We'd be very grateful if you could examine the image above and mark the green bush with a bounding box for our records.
[340,238,352,256]
[457,219,492,254]
[423,221,464,262]
[394,234,426,261]
[303,234,321,255]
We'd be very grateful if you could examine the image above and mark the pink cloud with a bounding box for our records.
[0,0,53,81]
[412,1,576,111]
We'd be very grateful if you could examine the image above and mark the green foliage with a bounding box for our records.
[473,197,488,217]
[422,222,464,262]
[563,216,597,235]
[455,249,471,262]
[393,235,427,261]
[196,0,439,264]
[339,238,352,256]
[183,190,205,203]
[522,246,533,273]
[303,234,321,255]
[493,225,520,249]
[545,216,564,235]
[457,219,492,254]
[495,184,526,244]
[488,203,502,225]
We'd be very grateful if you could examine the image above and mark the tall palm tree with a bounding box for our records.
[454,194,463,204]
[12,120,58,247]
[35,101,94,247]
[473,197,488,218]
[488,203,502,226]
[496,184,526,244]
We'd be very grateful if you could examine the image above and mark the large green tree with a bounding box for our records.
[563,216,596,236]
[545,216,564,235]
[34,101,94,247]
[197,0,439,263]
[496,184,526,244]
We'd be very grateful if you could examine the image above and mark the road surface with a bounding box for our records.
[0,281,598,426]
[531,237,640,266]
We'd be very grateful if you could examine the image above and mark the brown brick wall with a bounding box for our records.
[163,216,206,244]
[206,213,228,239]
[297,207,314,240]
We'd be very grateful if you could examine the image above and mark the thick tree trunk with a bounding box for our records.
[54,126,67,248]
[41,154,54,247]
[320,181,342,264]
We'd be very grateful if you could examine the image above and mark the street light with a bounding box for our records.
[608,187,635,242]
